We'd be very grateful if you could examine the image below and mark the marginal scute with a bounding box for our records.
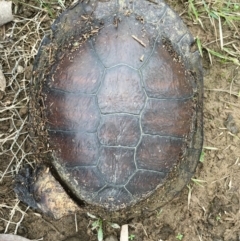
[98,114,141,147]
[136,135,184,172]
[81,0,98,14]
[158,7,188,44]
[175,33,195,64]
[49,131,100,167]
[178,148,201,174]
[133,1,167,25]
[48,41,104,94]
[45,91,100,132]
[141,99,194,137]
[98,147,136,185]
[93,0,118,19]
[97,65,146,114]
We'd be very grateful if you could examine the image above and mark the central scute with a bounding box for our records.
[45,10,194,210]
[97,65,146,114]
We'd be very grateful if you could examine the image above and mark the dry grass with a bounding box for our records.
[0,1,68,233]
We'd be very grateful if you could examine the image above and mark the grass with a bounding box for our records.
[13,0,66,17]
[187,0,240,65]
[129,234,135,240]
[156,208,163,218]
[91,218,103,241]
[87,213,120,241]
[36,0,66,16]
[199,151,205,163]
[176,233,184,240]
[191,178,207,187]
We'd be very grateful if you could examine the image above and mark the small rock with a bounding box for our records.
[224,113,239,134]
[105,235,118,241]
[17,65,24,74]
[217,154,224,160]
[0,1,14,26]
[0,69,6,91]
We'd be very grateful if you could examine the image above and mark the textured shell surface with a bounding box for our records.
[34,0,203,211]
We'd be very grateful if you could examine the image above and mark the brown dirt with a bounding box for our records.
[0,1,240,241]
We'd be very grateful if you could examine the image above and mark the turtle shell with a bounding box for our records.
[32,0,203,214]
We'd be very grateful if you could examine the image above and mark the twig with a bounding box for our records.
[146,0,158,4]
[132,35,146,47]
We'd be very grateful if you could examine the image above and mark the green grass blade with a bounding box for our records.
[206,48,240,65]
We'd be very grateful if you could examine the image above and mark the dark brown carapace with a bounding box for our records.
[16,0,203,219]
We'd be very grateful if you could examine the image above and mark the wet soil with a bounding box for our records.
[0,1,240,241]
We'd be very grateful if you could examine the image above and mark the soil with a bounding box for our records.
[0,1,240,241]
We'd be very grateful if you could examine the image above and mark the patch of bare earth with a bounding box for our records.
[0,1,239,241]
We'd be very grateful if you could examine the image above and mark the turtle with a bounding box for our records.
[14,0,203,221]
